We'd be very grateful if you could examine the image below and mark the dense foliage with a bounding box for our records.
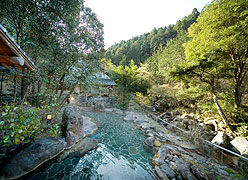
[0,0,247,146]
[145,31,189,85]
[0,0,104,146]
[104,9,199,66]
[101,59,150,109]
[182,0,248,108]
[104,0,248,133]
[0,0,104,109]
[171,0,248,126]
[0,104,61,146]
[0,104,41,146]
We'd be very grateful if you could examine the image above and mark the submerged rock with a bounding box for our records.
[123,112,135,121]
[61,106,98,146]
[144,137,155,147]
[3,137,66,179]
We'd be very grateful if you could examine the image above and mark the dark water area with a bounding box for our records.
[29,111,156,180]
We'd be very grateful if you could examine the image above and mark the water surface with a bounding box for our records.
[30,111,156,180]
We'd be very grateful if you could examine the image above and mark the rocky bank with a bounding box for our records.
[121,108,248,180]
[1,105,99,180]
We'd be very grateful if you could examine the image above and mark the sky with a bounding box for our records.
[84,0,211,48]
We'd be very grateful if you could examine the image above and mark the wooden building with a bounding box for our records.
[74,72,116,97]
[0,24,35,71]
[88,72,116,96]
[0,24,36,100]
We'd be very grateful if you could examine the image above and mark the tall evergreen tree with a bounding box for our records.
[184,0,248,109]
[0,0,104,106]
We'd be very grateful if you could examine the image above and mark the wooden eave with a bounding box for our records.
[0,24,36,71]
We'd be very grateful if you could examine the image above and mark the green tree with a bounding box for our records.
[184,0,248,109]
[171,53,231,127]
[145,31,189,85]
[0,0,104,109]
[172,0,248,126]
[103,59,150,109]
[104,8,199,66]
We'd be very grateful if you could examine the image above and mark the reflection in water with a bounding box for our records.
[70,144,154,180]
[29,111,156,180]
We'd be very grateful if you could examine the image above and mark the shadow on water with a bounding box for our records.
[29,111,156,180]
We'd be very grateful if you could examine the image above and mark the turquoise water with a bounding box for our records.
[29,111,156,180]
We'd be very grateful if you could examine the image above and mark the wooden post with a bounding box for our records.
[0,74,3,93]
[21,68,27,100]
[13,75,17,104]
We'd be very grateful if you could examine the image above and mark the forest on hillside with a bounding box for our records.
[104,8,199,66]
[1,0,248,178]
[103,0,248,136]
[0,0,247,148]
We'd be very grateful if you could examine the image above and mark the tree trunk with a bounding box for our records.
[85,92,88,103]
[232,54,247,109]
[234,81,241,109]
[36,81,42,107]
[30,82,35,105]
[56,74,65,95]
[212,91,229,128]
[57,87,65,103]
[0,74,3,93]
[59,85,76,107]
[21,85,31,105]
[38,80,42,93]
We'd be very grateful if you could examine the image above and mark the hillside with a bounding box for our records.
[104,8,199,66]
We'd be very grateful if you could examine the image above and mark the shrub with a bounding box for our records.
[0,104,41,146]
[40,123,61,137]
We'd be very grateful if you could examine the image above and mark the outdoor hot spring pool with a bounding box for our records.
[29,111,156,180]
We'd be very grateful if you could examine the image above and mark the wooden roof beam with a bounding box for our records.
[1,63,10,69]
[16,64,23,71]
[0,24,36,71]
[0,55,24,65]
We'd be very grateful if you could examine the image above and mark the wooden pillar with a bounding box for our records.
[21,68,28,100]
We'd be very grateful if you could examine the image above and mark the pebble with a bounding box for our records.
[154,140,162,147]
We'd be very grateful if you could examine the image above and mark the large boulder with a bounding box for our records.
[153,144,198,180]
[153,99,170,111]
[94,101,105,111]
[0,143,29,172]
[123,112,135,121]
[3,137,66,179]
[153,143,242,180]
[123,111,149,124]
[211,131,228,147]
[59,137,98,160]
[230,137,248,156]
[85,96,116,108]
[61,106,98,146]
